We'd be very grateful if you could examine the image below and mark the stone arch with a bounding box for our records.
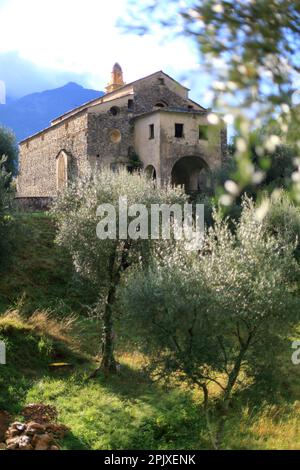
[145,164,157,180]
[171,156,209,192]
[56,150,69,191]
[154,100,168,108]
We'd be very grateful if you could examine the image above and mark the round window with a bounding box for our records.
[109,106,120,116]
[109,129,121,144]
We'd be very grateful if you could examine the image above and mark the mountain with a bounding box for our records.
[0,82,104,142]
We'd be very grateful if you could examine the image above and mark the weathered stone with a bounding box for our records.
[32,433,53,450]
[6,437,21,450]
[18,435,33,450]
[17,68,226,205]
[25,421,46,436]
[45,423,68,439]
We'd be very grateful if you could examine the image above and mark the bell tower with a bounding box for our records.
[105,63,125,94]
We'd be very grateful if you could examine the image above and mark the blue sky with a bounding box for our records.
[0,0,211,106]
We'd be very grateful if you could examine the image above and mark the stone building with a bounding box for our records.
[17,64,227,205]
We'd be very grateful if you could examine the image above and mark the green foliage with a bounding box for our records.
[0,213,97,315]
[0,126,18,177]
[52,168,186,288]
[0,156,15,268]
[0,210,299,449]
[263,190,300,261]
[0,311,87,414]
[120,197,300,447]
[52,168,187,370]
[127,151,143,172]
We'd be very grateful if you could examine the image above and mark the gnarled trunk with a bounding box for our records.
[100,283,117,374]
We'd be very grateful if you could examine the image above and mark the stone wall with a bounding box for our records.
[14,197,53,212]
[17,112,89,197]
[87,102,134,170]
[133,74,203,115]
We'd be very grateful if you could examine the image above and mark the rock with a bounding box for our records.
[6,436,21,450]
[45,423,68,439]
[49,445,59,451]
[18,435,33,450]
[32,433,53,450]
[10,421,25,430]
[25,421,46,436]
[15,424,26,432]
[0,411,11,442]
[0,443,7,450]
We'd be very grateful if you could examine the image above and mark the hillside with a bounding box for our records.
[0,83,103,141]
[0,213,299,450]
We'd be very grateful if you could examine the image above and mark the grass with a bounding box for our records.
[0,212,299,450]
[0,212,97,315]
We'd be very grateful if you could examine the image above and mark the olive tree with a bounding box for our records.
[52,168,187,374]
[0,127,18,178]
[120,198,300,448]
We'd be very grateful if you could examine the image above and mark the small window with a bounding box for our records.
[65,122,69,130]
[175,123,184,138]
[128,99,134,111]
[158,77,165,85]
[96,154,100,158]
[149,124,154,139]
[110,106,120,116]
[188,105,194,110]
[199,126,209,140]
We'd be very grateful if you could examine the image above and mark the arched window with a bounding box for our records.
[154,101,168,108]
[56,150,68,191]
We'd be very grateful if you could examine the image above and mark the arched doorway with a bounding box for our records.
[171,156,209,192]
[145,164,157,180]
[56,150,69,191]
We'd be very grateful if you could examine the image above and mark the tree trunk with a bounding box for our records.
[89,242,131,378]
[100,283,117,374]
[215,339,250,449]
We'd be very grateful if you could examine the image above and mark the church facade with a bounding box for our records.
[17,64,227,204]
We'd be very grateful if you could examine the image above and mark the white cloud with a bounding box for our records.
[0,0,201,96]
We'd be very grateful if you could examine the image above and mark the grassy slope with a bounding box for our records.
[0,213,299,450]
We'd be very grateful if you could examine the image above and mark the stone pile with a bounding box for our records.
[0,404,68,451]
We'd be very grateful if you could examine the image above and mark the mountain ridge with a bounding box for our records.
[0,82,104,142]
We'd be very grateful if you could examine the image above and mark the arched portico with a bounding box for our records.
[171,156,209,192]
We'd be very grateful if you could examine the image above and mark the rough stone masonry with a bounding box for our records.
[17,64,227,204]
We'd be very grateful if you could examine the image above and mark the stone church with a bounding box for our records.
[17,64,227,206]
